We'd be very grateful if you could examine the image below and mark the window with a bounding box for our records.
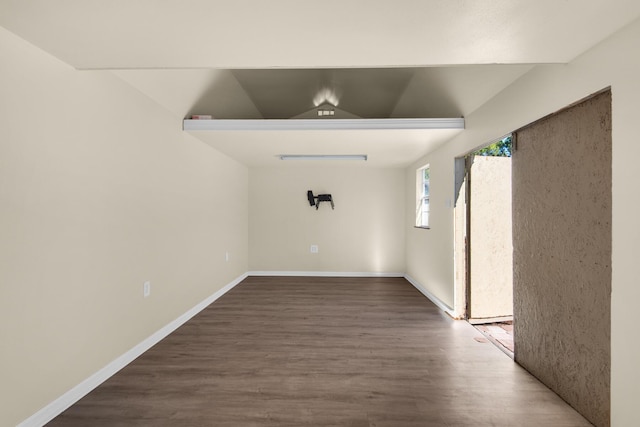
[416,164,430,228]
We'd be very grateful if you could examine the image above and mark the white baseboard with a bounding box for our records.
[248,271,404,278]
[403,274,459,318]
[18,272,248,427]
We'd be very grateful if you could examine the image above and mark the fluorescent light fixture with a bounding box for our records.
[183,117,464,131]
[279,154,368,161]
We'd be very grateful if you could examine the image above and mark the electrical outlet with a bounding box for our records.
[143,281,151,298]
[310,245,319,254]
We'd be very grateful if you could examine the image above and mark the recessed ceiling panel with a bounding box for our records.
[232,68,415,119]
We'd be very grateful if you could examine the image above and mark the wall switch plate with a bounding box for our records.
[310,245,319,253]
[143,281,151,298]
[225,251,230,262]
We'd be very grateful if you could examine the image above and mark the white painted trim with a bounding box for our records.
[248,271,404,278]
[18,273,248,427]
[404,274,459,318]
[184,117,465,131]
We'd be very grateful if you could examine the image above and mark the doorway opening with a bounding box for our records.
[454,136,513,356]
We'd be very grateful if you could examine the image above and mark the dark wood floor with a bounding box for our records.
[48,277,592,426]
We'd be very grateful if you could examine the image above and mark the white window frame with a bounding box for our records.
[416,164,430,228]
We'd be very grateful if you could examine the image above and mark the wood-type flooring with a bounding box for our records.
[48,276,592,426]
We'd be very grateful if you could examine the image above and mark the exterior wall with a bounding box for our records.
[469,156,513,320]
[0,27,249,427]
[512,91,611,427]
[453,162,467,316]
[404,18,640,425]
[249,166,405,274]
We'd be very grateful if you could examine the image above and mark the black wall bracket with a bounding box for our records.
[307,190,334,210]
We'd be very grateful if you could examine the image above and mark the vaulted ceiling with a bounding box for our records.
[2,0,639,166]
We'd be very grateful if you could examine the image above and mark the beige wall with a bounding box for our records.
[405,18,640,425]
[405,158,456,307]
[249,167,405,273]
[0,27,248,426]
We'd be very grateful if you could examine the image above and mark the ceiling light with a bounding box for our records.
[317,108,335,117]
[313,88,339,107]
[279,154,367,161]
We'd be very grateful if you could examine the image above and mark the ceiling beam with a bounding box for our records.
[183,118,465,131]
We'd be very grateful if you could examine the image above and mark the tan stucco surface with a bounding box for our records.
[512,91,611,427]
[469,156,513,319]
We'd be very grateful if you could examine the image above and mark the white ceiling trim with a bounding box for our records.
[183,118,465,131]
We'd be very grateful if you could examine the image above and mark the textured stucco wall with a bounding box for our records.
[469,156,513,320]
[512,91,611,427]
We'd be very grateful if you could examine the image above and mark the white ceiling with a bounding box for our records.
[2,0,639,167]
[2,0,639,69]
[188,128,464,168]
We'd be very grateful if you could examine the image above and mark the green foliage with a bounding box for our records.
[474,136,512,157]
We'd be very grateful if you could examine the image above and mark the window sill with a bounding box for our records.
[414,226,431,230]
